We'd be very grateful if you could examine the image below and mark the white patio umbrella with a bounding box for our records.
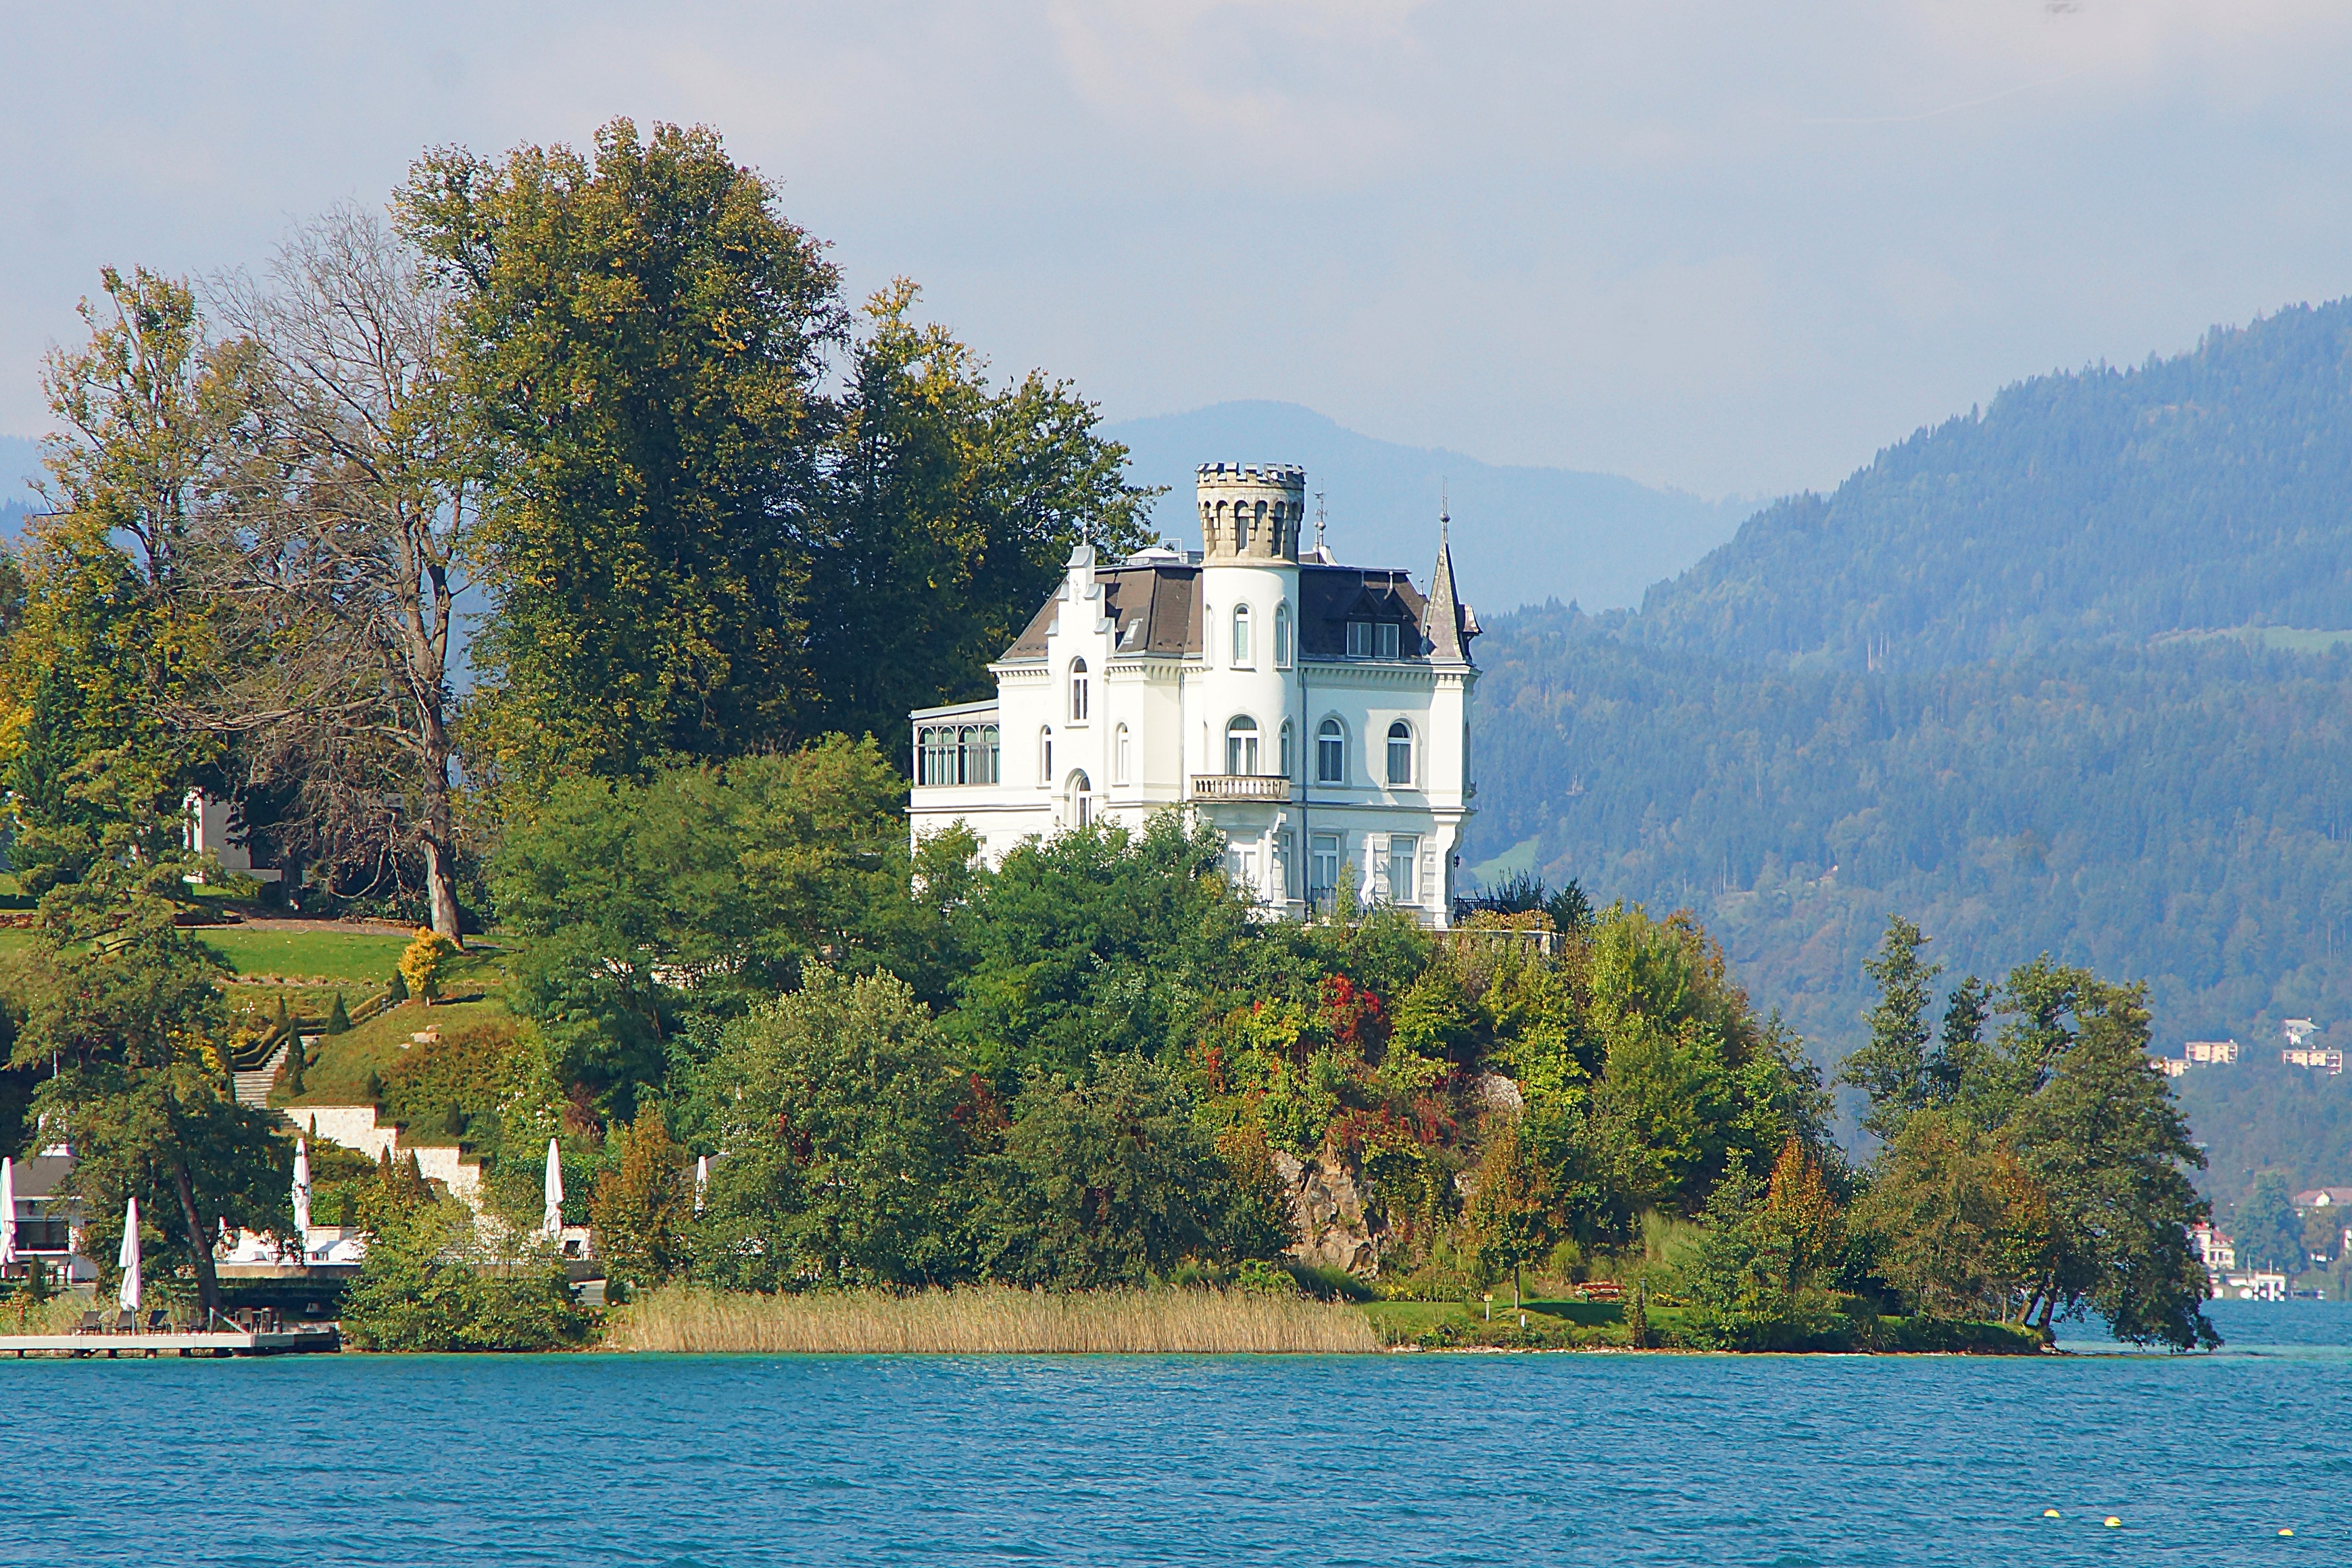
[116,1195,141,1315]
[0,1155,17,1272]
[292,1138,312,1242]
[694,1154,709,1217]
[542,1137,563,1240]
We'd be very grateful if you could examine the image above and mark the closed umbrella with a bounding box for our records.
[116,1196,141,1315]
[694,1155,709,1217]
[292,1138,312,1242]
[543,1138,563,1240]
[0,1156,16,1273]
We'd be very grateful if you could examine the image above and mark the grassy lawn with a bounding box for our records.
[199,929,412,981]
[277,944,519,1108]
[280,996,512,1107]
[0,929,36,957]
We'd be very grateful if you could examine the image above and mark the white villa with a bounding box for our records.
[908,462,1479,925]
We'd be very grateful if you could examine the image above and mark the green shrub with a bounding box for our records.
[341,1201,595,1352]
[1284,1261,1375,1302]
[326,991,351,1034]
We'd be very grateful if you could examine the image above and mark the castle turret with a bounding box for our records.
[1197,463,1304,562]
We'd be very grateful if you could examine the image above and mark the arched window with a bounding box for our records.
[968,725,1000,785]
[1317,718,1346,784]
[1039,727,1053,787]
[1386,720,1413,787]
[1069,658,1089,722]
[1068,770,1094,829]
[1225,716,1260,775]
[1279,720,1294,779]
[1231,604,1252,668]
[1273,603,1292,668]
[1113,722,1132,786]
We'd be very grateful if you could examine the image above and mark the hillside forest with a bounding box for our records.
[1467,300,2352,1217]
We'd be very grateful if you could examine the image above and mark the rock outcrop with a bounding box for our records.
[1271,1149,1385,1274]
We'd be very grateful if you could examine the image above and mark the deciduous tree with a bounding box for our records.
[9,856,289,1320]
[398,118,844,787]
[201,208,477,937]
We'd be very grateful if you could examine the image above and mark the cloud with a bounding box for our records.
[5,2,2352,496]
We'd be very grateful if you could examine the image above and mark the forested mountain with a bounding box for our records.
[1633,301,2352,670]
[1467,299,2352,1210]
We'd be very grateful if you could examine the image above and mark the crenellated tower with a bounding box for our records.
[1196,463,1305,562]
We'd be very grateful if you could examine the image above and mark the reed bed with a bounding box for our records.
[606,1284,1379,1355]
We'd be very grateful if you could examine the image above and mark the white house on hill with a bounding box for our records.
[908,462,1479,925]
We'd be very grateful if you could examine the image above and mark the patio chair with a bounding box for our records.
[70,1310,101,1335]
[147,1308,169,1331]
[111,1309,137,1334]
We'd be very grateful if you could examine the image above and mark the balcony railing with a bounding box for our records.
[1189,774,1293,802]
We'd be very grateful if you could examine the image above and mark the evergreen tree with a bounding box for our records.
[1839,916,1941,1141]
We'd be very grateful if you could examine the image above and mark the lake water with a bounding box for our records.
[5,1300,2347,1565]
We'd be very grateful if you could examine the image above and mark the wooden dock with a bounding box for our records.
[0,1326,341,1358]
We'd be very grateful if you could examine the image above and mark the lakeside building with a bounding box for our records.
[1,1145,97,1286]
[2190,1222,2236,1275]
[2214,1271,2290,1302]
[908,463,1479,925]
[2184,1039,2240,1066]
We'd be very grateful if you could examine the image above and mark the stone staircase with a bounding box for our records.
[285,1103,487,1212]
[232,1038,290,1108]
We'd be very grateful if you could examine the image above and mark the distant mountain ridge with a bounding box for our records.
[1465,297,2352,1208]
[1104,401,1753,613]
[1635,302,2352,668]
[1,435,41,542]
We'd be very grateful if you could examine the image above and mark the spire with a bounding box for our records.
[1425,500,1472,663]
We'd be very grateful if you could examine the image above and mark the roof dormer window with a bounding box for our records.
[1346,620,1371,658]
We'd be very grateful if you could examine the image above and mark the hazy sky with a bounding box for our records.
[6,2,2351,498]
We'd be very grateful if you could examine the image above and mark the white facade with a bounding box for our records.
[2190,1221,2236,1273]
[908,462,1479,925]
[183,789,282,883]
[2,1150,99,1285]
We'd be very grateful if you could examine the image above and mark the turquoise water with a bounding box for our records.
[5,1300,2348,1565]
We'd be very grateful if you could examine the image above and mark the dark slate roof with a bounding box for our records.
[9,1153,76,1200]
[998,558,1471,662]
[1002,564,1204,661]
[1296,565,1429,658]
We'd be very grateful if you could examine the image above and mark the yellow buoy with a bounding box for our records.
[2042,1510,2061,1519]
[2280,1528,2295,1537]
[2104,1517,2122,1528]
